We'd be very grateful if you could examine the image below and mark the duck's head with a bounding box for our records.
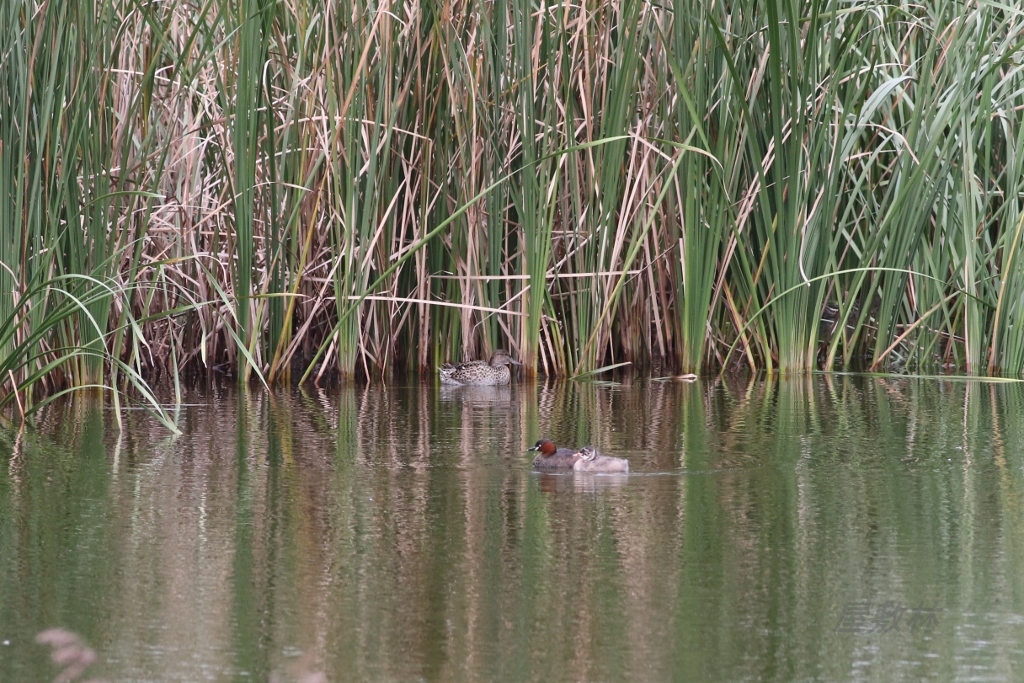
[528,439,557,456]
[489,349,521,367]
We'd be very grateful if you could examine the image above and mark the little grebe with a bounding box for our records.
[572,446,630,473]
[528,439,580,470]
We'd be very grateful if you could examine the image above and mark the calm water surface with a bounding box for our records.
[2,376,1024,682]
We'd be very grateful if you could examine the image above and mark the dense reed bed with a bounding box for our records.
[3,0,1024,412]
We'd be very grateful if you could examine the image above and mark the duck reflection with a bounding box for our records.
[438,383,514,405]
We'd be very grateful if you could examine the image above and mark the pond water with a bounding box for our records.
[2,376,1024,682]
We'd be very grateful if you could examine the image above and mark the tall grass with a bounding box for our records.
[3,0,1024,410]
[0,0,180,426]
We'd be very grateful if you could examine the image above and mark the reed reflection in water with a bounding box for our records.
[2,377,1024,681]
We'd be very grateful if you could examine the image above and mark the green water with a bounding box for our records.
[2,377,1024,682]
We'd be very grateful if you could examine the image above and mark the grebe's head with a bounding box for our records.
[528,439,557,456]
[578,446,598,462]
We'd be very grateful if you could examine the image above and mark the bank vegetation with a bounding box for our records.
[3,0,1024,417]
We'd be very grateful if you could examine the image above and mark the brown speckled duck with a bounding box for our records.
[572,446,630,474]
[528,439,580,470]
[439,349,521,385]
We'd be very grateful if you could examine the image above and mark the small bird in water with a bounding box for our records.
[528,439,580,470]
[572,446,630,473]
[439,349,521,385]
